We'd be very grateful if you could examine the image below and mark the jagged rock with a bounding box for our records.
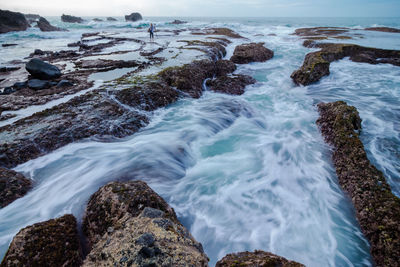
[25,58,61,80]
[27,79,52,90]
[207,74,256,95]
[291,43,400,86]
[0,9,30,34]
[82,181,208,267]
[171,19,187,24]
[1,214,82,266]
[106,17,117,21]
[125,12,142,22]
[61,14,84,23]
[0,167,32,208]
[216,250,305,267]
[365,27,400,33]
[316,101,400,267]
[37,17,66,32]
[230,42,274,64]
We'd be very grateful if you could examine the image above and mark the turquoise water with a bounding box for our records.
[1,17,400,266]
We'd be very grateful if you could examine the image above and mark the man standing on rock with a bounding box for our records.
[148,23,155,41]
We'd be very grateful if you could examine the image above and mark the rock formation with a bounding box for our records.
[61,14,84,23]
[365,27,400,33]
[25,58,62,80]
[106,17,117,21]
[125,12,142,22]
[316,101,400,267]
[37,17,66,32]
[0,167,32,208]
[0,9,29,34]
[230,43,274,64]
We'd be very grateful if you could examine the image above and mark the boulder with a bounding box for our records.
[13,81,27,89]
[0,9,30,34]
[125,12,142,22]
[37,17,66,32]
[57,80,73,88]
[26,58,61,80]
[230,42,274,64]
[1,214,82,266]
[27,79,52,90]
[216,250,305,267]
[61,14,84,23]
[93,18,103,22]
[207,74,256,95]
[171,19,187,24]
[0,167,32,208]
[82,181,208,267]
[106,17,117,21]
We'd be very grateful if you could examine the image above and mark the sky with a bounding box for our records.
[1,0,400,17]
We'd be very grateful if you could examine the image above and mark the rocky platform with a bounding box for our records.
[0,167,32,208]
[291,42,400,86]
[316,101,400,267]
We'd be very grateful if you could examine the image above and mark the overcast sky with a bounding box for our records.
[2,0,400,17]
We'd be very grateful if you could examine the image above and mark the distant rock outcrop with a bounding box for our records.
[1,214,83,266]
[171,19,187,24]
[230,42,274,64]
[24,13,40,24]
[25,58,61,80]
[0,167,32,208]
[82,181,209,266]
[107,17,117,21]
[61,14,84,23]
[0,9,30,34]
[216,250,305,267]
[365,27,400,33]
[37,17,66,32]
[125,12,142,22]
[92,18,103,22]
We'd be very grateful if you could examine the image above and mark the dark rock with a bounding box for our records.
[316,101,400,267]
[24,13,40,22]
[140,207,165,219]
[27,79,52,90]
[93,18,103,22]
[1,214,82,266]
[0,167,32,208]
[106,17,117,21]
[0,9,30,34]
[13,81,27,89]
[192,27,243,39]
[230,42,274,64]
[32,49,46,55]
[365,27,400,33]
[171,19,187,25]
[0,66,20,72]
[61,14,84,23]
[215,59,236,76]
[1,87,15,95]
[294,27,349,37]
[67,41,82,47]
[56,80,73,87]
[26,58,61,80]
[75,59,140,70]
[82,181,208,266]
[291,43,400,86]
[216,250,305,267]
[37,17,66,32]
[82,32,100,38]
[125,12,143,22]
[207,74,256,95]
[2,43,17,47]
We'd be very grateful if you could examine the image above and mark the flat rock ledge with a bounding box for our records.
[0,167,32,208]
[291,42,400,86]
[82,181,208,266]
[0,214,82,267]
[216,250,304,267]
[316,101,400,267]
[230,42,274,64]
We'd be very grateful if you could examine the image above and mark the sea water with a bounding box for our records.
[1,17,400,266]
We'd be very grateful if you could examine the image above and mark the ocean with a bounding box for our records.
[1,16,400,266]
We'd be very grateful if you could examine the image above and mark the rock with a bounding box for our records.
[27,79,52,90]
[192,27,243,39]
[216,250,305,267]
[0,9,30,34]
[2,43,17,47]
[74,59,140,70]
[61,14,84,23]
[215,59,236,76]
[93,18,103,22]
[291,43,400,86]
[230,42,274,64]
[24,13,40,23]
[207,74,256,95]
[171,19,187,24]
[294,27,349,37]
[82,181,208,267]
[125,12,143,22]
[26,58,61,80]
[0,87,15,95]
[56,80,73,88]
[13,81,27,89]
[365,27,400,33]
[0,167,32,207]
[37,17,66,32]
[32,48,46,55]
[106,17,117,21]
[0,66,20,72]
[1,214,82,266]
[316,101,400,267]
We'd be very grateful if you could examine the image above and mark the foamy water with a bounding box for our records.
[1,17,400,266]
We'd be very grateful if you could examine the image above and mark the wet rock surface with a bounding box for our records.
[0,214,82,266]
[37,17,66,32]
[0,9,30,34]
[0,167,32,208]
[216,250,304,267]
[192,27,243,39]
[291,42,400,86]
[83,181,208,267]
[61,14,84,23]
[125,12,142,22]
[230,42,274,64]
[317,101,400,267]
[25,58,62,80]
[207,74,256,95]
[365,27,400,33]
